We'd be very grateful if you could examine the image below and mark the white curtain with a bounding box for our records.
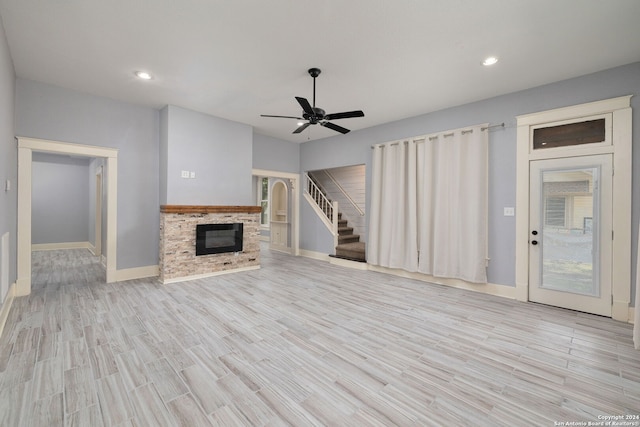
[634,222,640,349]
[368,141,419,271]
[369,124,488,283]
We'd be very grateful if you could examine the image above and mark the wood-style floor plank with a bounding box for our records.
[0,247,638,426]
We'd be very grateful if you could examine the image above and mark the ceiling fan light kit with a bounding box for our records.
[261,68,365,135]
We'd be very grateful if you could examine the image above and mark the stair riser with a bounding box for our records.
[335,250,366,262]
[338,236,360,244]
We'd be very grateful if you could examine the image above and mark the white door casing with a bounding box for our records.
[94,165,103,257]
[17,137,118,296]
[252,168,299,256]
[515,96,632,321]
[270,180,289,252]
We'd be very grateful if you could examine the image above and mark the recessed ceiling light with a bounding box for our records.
[135,71,152,80]
[482,56,498,66]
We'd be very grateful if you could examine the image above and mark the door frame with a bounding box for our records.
[94,165,103,257]
[252,168,299,256]
[269,179,290,253]
[17,137,118,296]
[515,96,632,321]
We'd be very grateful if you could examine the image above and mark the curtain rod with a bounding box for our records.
[370,123,505,149]
[481,122,505,131]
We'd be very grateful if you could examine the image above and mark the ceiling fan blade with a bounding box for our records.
[260,114,303,119]
[293,122,311,134]
[295,97,314,115]
[321,121,350,134]
[324,110,365,120]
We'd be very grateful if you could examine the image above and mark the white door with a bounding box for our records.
[529,154,612,316]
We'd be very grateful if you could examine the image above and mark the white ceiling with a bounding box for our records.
[1,0,639,143]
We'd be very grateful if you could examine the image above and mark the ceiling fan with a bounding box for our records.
[261,68,365,134]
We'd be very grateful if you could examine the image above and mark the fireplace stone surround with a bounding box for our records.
[159,205,261,283]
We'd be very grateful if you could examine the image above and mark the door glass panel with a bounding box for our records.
[540,166,599,296]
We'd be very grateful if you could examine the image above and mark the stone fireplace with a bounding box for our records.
[159,205,261,283]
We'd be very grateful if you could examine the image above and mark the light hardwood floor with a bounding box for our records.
[0,247,638,426]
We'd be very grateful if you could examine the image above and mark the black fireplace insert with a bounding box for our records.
[196,223,243,255]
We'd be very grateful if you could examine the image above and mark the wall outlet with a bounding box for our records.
[504,207,515,216]
[190,171,196,179]
[181,170,189,179]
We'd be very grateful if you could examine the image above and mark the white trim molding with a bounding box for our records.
[162,265,260,285]
[252,169,300,256]
[300,250,516,300]
[32,241,94,251]
[115,265,159,282]
[17,137,119,296]
[515,96,632,321]
[0,282,16,338]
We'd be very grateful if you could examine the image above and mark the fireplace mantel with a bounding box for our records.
[161,205,262,214]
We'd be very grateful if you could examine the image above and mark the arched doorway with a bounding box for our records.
[270,180,289,252]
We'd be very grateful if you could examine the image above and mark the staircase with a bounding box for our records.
[335,213,366,262]
[306,172,366,262]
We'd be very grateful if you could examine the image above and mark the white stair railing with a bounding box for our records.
[304,173,338,247]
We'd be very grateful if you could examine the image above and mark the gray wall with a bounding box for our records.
[0,19,16,290]
[31,153,90,244]
[253,132,300,174]
[159,107,169,205]
[16,79,160,270]
[161,105,253,205]
[300,62,640,294]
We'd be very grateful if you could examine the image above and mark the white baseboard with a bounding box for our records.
[162,265,260,285]
[115,265,159,282]
[269,245,293,255]
[300,250,516,300]
[329,257,368,270]
[0,282,16,338]
[367,264,516,299]
[32,241,93,251]
[629,307,635,324]
[298,249,330,262]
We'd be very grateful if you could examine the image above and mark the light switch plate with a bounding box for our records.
[504,207,515,216]
[190,171,196,179]
[181,170,189,178]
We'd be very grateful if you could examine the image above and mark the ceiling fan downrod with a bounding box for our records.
[308,68,321,108]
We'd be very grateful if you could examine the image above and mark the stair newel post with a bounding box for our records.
[332,201,339,249]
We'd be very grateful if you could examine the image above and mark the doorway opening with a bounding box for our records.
[252,169,299,256]
[17,137,118,296]
[270,180,289,252]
